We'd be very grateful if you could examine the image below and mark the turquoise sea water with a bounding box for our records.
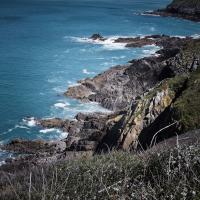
[0,0,200,160]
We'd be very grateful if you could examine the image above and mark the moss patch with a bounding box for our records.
[172,67,200,132]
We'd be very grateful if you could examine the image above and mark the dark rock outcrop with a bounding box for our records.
[2,139,67,154]
[64,38,200,152]
[149,0,200,21]
[90,33,106,41]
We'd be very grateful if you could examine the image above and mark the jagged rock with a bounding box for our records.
[65,84,94,100]
[49,140,67,152]
[118,78,186,149]
[90,33,105,41]
[65,36,194,111]
[190,58,199,71]
[69,140,98,151]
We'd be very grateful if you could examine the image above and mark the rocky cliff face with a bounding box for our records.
[98,39,200,151]
[117,77,186,150]
[41,38,200,153]
[65,35,192,111]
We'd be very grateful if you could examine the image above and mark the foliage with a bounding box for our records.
[1,141,200,200]
[172,67,200,132]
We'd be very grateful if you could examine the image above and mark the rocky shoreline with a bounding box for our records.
[147,0,200,22]
[66,34,193,111]
[1,33,200,171]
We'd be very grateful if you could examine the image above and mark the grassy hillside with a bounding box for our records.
[1,133,200,200]
[172,68,200,132]
[171,40,200,132]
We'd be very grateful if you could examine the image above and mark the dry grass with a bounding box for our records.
[1,139,200,200]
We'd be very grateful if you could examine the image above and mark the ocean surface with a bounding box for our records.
[0,0,200,160]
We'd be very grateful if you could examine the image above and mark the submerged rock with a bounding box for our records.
[90,33,105,41]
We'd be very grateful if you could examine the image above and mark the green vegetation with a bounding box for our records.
[145,74,188,101]
[172,67,200,132]
[1,141,200,200]
[143,39,200,133]
[167,75,188,95]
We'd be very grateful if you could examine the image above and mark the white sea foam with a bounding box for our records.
[82,69,95,75]
[52,86,66,93]
[15,125,30,129]
[1,127,19,136]
[39,128,68,139]
[174,35,186,39]
[67,80,81,87]
[0,161,5,166]
[141,44,160,57]
[191,34,200,39]
[0,123,30,136]
[102,41,126,50]
[39,128,56,133]
[78,102,112,114]
[50,100,112,120]
[54,102,69,109]
[68,36,127,50]
[77,102,111,114]
[0,151,13,166]
[59,131,68,139]
[22,117,37,127]
[140,11,160,17]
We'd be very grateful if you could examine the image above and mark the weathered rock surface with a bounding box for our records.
[40,111,124,152]
[42,38,200,153]
[149,0,200,21]
[65,35,194,111]
[98,39,200,151]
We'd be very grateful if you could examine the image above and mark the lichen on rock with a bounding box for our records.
[118,75,188,150]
